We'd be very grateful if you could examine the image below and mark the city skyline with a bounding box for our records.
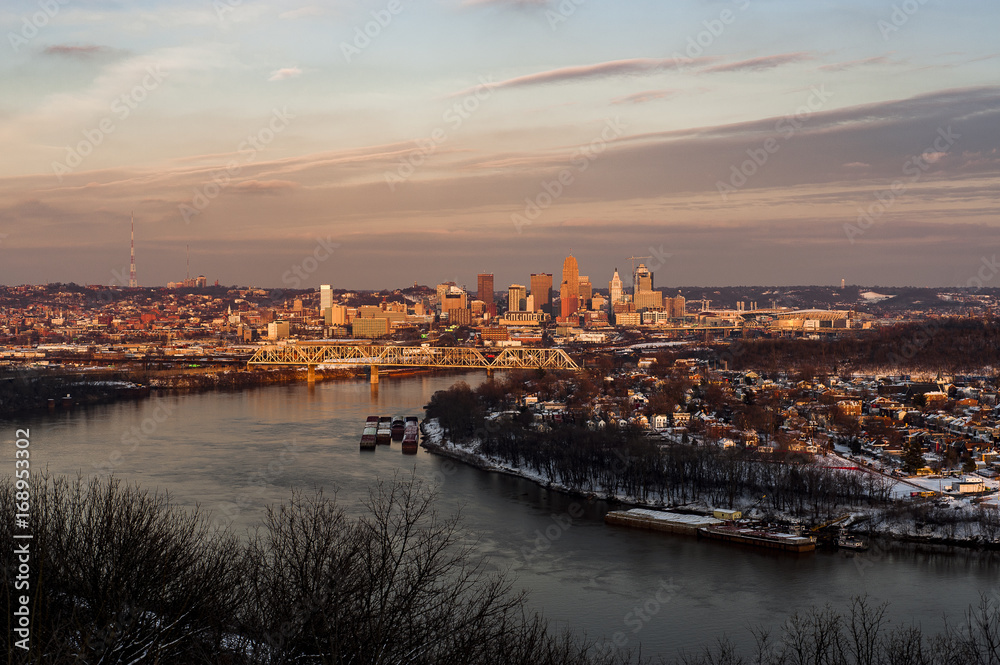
[1,1,998,288]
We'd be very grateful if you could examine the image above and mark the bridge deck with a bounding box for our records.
[247,344,581,370]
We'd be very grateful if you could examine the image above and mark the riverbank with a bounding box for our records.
[420,418,1000,551]
[0,364,448,417]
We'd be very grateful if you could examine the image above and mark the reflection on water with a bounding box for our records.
[11,372,1000,658]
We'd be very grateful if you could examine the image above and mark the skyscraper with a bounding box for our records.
[320,284,333,324]
[578,276,592,307]
[530,273,552,312]
[129,212,137,288]
[559,255,580,319]
[508,284,526,312]
[634,263,653,293]
[477,273,494,307]
[437,282,457,309]
[320,284,333,311]
[633,264,661,310]
[609,268,623,305]
[440,285,467,314]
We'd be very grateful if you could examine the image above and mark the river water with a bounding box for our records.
[9,372,1000,659]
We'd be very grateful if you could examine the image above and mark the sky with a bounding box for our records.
[0,0,998,290]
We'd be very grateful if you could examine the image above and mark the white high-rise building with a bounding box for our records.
[320,284,333,311]
[609,268,624,304]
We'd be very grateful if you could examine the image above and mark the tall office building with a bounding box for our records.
[477,273,494,307]
[635,289,663,310]
[330,304,348,325]
[129,212,137,288]
[508,284,527,312]
[633,264,661,310]
[441,286,467,313]
[578,276,592,307]
[437,282,457,310]
[320,284,333,325]
[634,263,653,293]
[559,255,580,319]
[668,294,686,319]
[530,273,552,312]
[609,268,624,305]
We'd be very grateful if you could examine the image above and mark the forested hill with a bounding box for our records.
[705,319,1000,373]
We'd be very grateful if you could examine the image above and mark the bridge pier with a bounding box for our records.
[370,365,379,384]
[307,365,316,384]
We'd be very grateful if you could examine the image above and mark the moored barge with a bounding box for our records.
[391,415,405,441]
[698,524,817,553]
[402,416,419,454]
[360,415,378,450]
[376,416,392,445]
[605,509,723,536]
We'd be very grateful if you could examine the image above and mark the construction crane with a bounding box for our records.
[735,494,767,524]
[811,514,851,532]
[625,255,651,279]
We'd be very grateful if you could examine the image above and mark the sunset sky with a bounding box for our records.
[1,0,998,290]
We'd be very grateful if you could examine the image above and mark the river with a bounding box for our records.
[8,371,1000,659]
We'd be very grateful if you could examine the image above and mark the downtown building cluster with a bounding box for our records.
[332,256,696,343]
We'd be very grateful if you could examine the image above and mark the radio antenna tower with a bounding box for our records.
[129,212,137,287]
[186,244,190,281]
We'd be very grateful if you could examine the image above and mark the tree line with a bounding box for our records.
[709,319,1000,373]
[5,474,1000,664]
[1,474,635,665]
[426,383,895,518]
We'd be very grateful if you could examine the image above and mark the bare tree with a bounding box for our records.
[238,473,633,665]
[1,474,243,665]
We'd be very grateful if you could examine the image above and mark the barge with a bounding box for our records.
[402,416,419,454]
[698,524,817,553]
[605,509,723,536]
[376,416,392,445]
[391,415,405,442]
[360,415,378,450]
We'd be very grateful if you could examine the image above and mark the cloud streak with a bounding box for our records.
[234,179,301,194]
[701,52,813,73]
[43,45,119,58]
[452,52,808,97]
[819,55,896,72]
[453,58,679,95]
[268,67,302,81]
[612,89,677,105]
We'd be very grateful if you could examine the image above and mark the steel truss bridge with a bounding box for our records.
[247,344,580,383]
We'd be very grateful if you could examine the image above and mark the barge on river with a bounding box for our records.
[606,508,817,553]
[402,416,419,455]
[698,524,817,553]
[391,416,406,442]
[605,509,723,535]
[360,415,378,450]
[376,416,392,445]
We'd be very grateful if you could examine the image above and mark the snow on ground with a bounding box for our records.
[423,420,1000,543]
[628,341,691,350]
[899,474,1000,498]
[860,291,892,302]
[826,444,1000,501]
[423,419,668,506]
